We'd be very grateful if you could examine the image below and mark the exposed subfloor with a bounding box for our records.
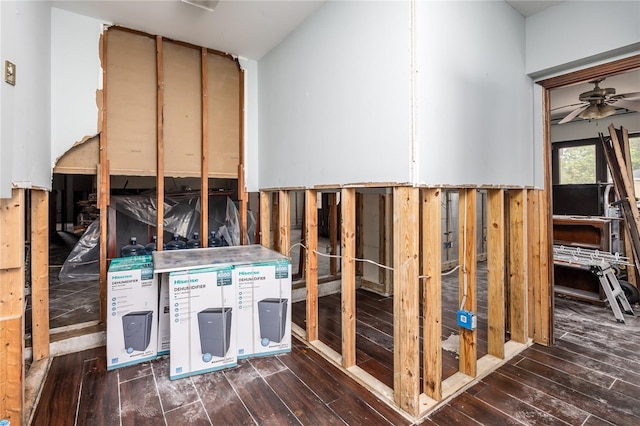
[31,288,640,425]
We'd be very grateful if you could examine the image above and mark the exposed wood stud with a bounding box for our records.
[156,35,165,250]
[341,187,356,368]
[527,189,540,339]
[272,192,280,252]
[422,188,442,401]
[0,189,25,424]
[238,69,247,244]
[356,193,364,277]
[99,29,110,324]
[305,189,319,341]
[541,87,554,346]
[201,46,209,244]
[487,189,505,359]
[31,189,50,361]
[329,193,338,275]
[509,189,528,344]
[393,186,420,415]
[458,188,477,377]
[260,191,271,249]
[278,190,291,257]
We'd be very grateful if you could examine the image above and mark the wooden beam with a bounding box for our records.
[458,188,477,377]
[619,126,638,286]
[356,192,364,277]
[341,187,356,368]
[305,189,319,341]
[487,189,505,359]
[260,191,271,248]
[540,87,554,346]
[156,35,165,250]
[329,193,338,275]
[278,190,290,257]
[238,69,247,245]
[272,192,280,252]
[31,189,49,361]
[527,189,540,340]
[509,189,528,344]
[422,188,442,401]
[99,29,110,324]
[393,187,420,415]
[200,46,209,245]
[0,188,25,424]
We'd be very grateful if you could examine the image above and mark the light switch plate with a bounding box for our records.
[5,60,15,85]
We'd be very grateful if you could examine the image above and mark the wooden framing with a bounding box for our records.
[278,190,291,257]
[260,191,271,248]
[458,188,477,377]
[356,192,364,277]
[156,35,165,250]
[380,193,393,292]
[0,188,25,424]
[200,46,209,245]
[238,69,247,244]
[99,28,110,324]
[421,188,442,401]
[30,190,50,361]
[508,189,528,343]
[487,189,505,359]
[341,188,356,368]
[329,193,338,275]
[393,186,420,415]
[305,189,319,341]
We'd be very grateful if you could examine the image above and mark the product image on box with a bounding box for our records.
[122,310,154,353]
[197,307,233,361]
[257,298,288,345]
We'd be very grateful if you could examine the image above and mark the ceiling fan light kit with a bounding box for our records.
[578,103,617,120]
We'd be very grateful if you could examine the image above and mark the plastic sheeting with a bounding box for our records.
[59,195,255,282]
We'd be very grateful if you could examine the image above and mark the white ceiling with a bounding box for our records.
[52,0,326,60]
[51,1,638,124]
[51,1,563,60]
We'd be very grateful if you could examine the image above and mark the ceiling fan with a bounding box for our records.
[554,78,640,124]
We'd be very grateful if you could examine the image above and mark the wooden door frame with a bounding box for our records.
[536,54,640,344]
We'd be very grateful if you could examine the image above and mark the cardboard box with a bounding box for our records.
[157,274,170,355]
[168,266,237,380]
[235,258,292,359]
[107,255,158,370]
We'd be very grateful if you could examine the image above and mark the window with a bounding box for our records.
[558,144,596,184]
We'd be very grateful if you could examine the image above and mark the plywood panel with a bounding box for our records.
[0,317,23,424]
[164,41,202,176]
[53,136,99,175]
[207,54,240,178]
[106,28,157,175]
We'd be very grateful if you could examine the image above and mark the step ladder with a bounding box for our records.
[554,245,636,323]
[589,264,635,323]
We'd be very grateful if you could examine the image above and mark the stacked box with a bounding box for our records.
[157,274,170,355]
[235,257,292,359]
[168,266,237,380]
[107,255,158,370]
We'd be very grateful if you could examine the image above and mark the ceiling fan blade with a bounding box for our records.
[613,99,640,113]
[558,105,589,124]
[550,102,586,112]
[612,91,640,100]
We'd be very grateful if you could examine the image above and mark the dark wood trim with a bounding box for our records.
[537,55,640,89]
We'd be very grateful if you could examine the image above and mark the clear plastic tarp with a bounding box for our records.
[59,195,255,282]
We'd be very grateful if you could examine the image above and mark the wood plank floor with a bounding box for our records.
[31,276,640,425]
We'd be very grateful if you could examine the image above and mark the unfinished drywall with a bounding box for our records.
[0,1,52,197]
[239,58,258,192]
[258,0,413,189]
[415,1,536,187]
[526,1,640,77]
[51,8,103,172]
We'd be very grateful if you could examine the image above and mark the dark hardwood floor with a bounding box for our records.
[31,265,640,425]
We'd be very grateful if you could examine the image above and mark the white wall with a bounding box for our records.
[0,1,52,197]
[415,1,535,186]
[526,1,640,77]
[552,112,640,143]
[51,8,103,169]
[258,1,413,189]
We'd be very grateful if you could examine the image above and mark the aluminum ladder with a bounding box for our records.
[554,245,635,323]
